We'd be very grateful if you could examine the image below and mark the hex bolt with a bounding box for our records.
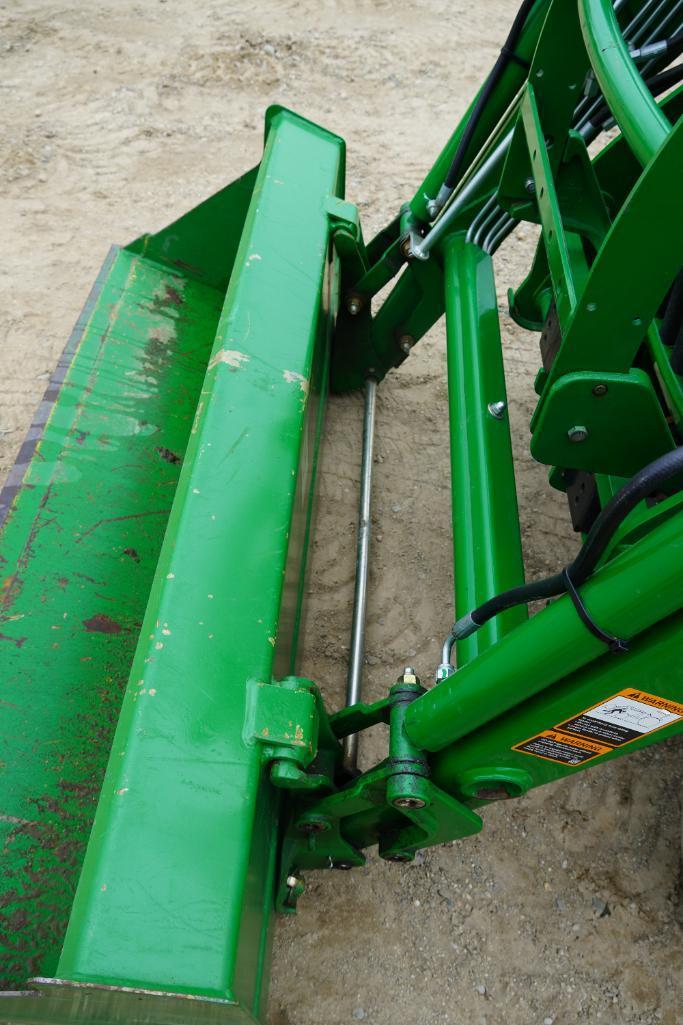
[298,818,331,835]
[347,294,363,316]
[398,334,414,355]
[398,666,420,684]
[400,237,412,259]
[392,795,427,810]
[567,425,589,443]
[286,874,301,889]
[592,383,608,397]
[524,177,536,195]
[488,400,506,420]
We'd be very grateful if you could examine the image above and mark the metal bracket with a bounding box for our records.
[326,197,369,315]
[531,368,674,477]
[276,673,483,912]
[245,676,321,786]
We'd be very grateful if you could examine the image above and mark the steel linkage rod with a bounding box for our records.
[342,377,378,770]
[412,131,513,260]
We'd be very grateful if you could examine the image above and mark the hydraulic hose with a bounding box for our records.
[429,0,538,215]
[443,446,683,660]
[632,27,683,62]
[443,0,536,192]
[666,26,683,59]
[587,62,683,130]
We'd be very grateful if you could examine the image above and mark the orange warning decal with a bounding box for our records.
[619,689,683,717]
[553,688,683,749]
[513,689,683,765]
[513,729,613,766]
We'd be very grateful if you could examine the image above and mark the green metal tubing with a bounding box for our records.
[0,108,345,1025]
[430,608,683,802]
[404,505,683,753]
[443,236,527,665]
[579,0,670,166]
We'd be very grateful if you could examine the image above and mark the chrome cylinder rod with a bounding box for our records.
[342,377,378,770]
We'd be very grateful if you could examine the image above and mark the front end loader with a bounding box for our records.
[1,1,682,1021]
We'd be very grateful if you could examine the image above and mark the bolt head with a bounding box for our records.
[347,295,362,316]
[592,384,608,397]
[286,874,300,888]
[400,237,412,259]
[567,425,589,443]
[398,334,414,355]
[488,400,506,420]
[299,818,330,835]
[524,177,536,195]
[393,796,427,810]
[384,851,413,863]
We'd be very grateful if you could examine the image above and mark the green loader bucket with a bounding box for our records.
[0,107,345,1025]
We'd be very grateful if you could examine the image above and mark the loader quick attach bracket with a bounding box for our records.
[246,678,320,786]
[247,677,344,793]
[275,671,483,914]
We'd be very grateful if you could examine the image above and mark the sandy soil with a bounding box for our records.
[2,2,682,1024]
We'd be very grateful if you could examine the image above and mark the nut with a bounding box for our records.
[398,667,419,685]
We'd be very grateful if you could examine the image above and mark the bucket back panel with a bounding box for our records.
[0,249,225,987]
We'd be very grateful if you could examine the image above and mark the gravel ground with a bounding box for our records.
[1,2,682,1024]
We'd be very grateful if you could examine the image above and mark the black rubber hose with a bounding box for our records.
[666,28,683,62]
[442,0,537,192]
[466,446,683,629]
[568,446,683,582]
[468,572,565,624]
[587,62,683,131]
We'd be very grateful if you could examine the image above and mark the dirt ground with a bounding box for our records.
[2,2,683,1023]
